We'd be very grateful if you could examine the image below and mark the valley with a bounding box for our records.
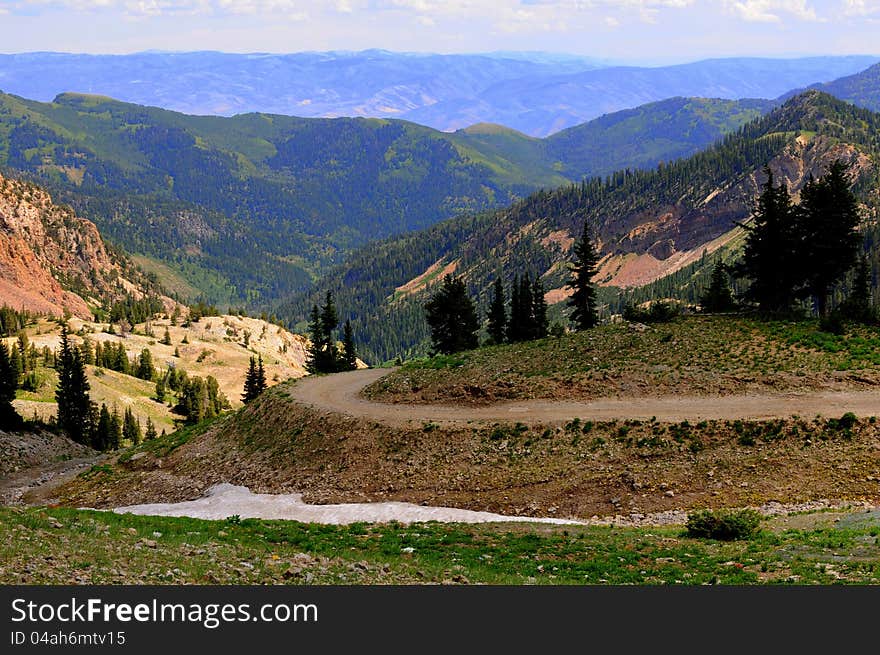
[2,47,880,591]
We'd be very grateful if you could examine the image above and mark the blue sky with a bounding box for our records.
[1,1,878,62]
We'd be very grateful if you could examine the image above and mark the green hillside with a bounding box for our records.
[282,92,880,363]
[0,91,771,308]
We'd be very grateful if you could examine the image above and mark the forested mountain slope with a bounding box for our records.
[283,92,880,363]
[0,90,772,307]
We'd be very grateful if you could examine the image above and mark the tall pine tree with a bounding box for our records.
[486,277,507,345]
[795,160,862,317]
[55,324,92,445]
[532,277,549,339]
[0,342,21,430]
[424,275,479,354]
[567,223,601,330]
[700,260,737,312]
[341,320,358,371]
[736,168,799,312]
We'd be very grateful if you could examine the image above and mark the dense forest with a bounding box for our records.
[0,90,775,308]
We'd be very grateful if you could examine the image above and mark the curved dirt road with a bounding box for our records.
[290,368,880,425]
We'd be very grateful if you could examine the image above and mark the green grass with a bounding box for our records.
[2,506,879,585]
[369,315,880,403]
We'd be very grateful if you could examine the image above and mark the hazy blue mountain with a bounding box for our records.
[406,56,880,135]
[796,62,880,112]
[0,51,874,136]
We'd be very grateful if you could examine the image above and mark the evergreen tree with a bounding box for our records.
[736,168,799,312]
[122,407,142,446]
[255,355,267,393]
[155,373,167,403]
[145,417,158,441]
[0,342,21,430]
[136,348,155,381]
[507,275,522,342]
[531,277,549,339]
[93,403,113,451]
[305,304,324,374]
[795,160,862,317]
[700,260,737,312]
[55,324,92,445]
[241,356,265,403]
[17,332,29,374]
[841,255,874,323]
[341,321,358,371]
[486,276,507,345]
[567,223,601,330]
[319,291,340,371]
[161,328,172,346]
[109,406,122,450]
[519,273,534,340]
[9,341,22,385]
[80,338,95,366]
[424,275,479,354]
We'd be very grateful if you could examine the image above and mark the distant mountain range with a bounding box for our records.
[1,51,877,136]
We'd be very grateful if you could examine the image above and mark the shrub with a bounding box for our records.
[686,508,762,541]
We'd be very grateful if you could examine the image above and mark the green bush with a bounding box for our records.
[686,508,762,541]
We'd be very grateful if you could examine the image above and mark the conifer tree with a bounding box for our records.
[136,348,155,381]
[486,276,507,345]
[123,407,142,446]
[93,403,113,451]
[55,324,92,445]
[255,355,267,393]
[145,417,158,441]
[795,160,862,317]
[9,341,21,385]
[161,328,172,346]
[567,223,601,330]
[341,321,358,371]
[532,277,549,339]
[241,356,267,403]
[80,338,95,366]
[700,260,737,312]
[305,304,324,374]
[0,342,21,429]
[519,273,534,340]
[842,255,874,323]
[736,168,799,312]
[109,406,122,450]
[507,275,522,342]
[424,275,479,354]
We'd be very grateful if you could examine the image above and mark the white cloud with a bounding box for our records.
[842,0,880,15]
[725,0,820,23]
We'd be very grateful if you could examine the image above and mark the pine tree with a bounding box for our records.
[519,273,534,340]
[507,275,522,342]
[136,348,155,381]
[795,160,863,317]
[305,304,324,374]
[161,328,172,345]
[93,403,112,451]
[242,356,265,403]
[255,355,267,393]
[155,374,167,403]
[123,407,142,446]
[341,321,358,371]
[842,255,874,323]
[700,260,737,312]
[55,324,92,445]
[109,406,122,450]
[424,275,479,354]
[567,223,601,330]
[736,168,799,312]
[145,417,158,441]
[80,338,95,366]
[0,341,22,430]
[319,291,340,371]
[532,277,549,339]
[486,276,507,345]
[9,341,22,385]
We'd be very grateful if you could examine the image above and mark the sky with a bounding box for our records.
[0,1,879,62]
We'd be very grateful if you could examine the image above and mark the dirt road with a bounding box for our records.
[290,368,880,425]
